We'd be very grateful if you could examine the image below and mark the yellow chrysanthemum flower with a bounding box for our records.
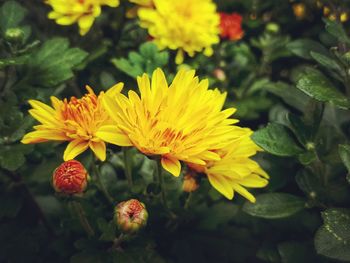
[96,68,245,177]
[188,133,269,202]
[136,0,220,64]
[21,84,123,161]
[45,0,120,35]
[129,0,153,7]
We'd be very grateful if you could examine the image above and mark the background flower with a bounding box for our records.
[45,0,120,35]
[219,12,244,41]
[136,0,220,64]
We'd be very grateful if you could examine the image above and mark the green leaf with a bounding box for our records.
[97,218,116,242]
[339,144,350,173]
[287,113,311,146]
[252,123,304,156]
[278,241,315,263]
[112,42,169,78]
[265,82,311,111]
[111,58,143,78]
[296,67,350,109]
[198,203,239,230]
[27,38,88,87]
[324,18,350,45]
[287,39,329,60]
[139,42,158,58]
[243,193,305,219]
[0,1,27,33]
[315,208,350,261]
[0,145,28,171]
[310,51,343,72]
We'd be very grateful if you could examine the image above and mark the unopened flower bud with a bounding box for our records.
[5,28,24,44]
[115,199,148,233]
[265,22,280,34]
[342,51,350,64]
[182,173,199,193]
[213,69,226,82]
[52,160,88,195]
[293,3,306,19]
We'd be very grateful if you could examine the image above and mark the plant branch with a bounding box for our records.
[91,158,114,204]
[70,200,95,237]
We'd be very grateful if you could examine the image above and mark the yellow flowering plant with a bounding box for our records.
[45,0,120,35]
[5,0,350,261]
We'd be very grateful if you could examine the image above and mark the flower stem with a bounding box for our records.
[123,147,133,189]
[91,159,114,204]
[70,200,95,237]
[184,192,193,210]
[156,160,167,208]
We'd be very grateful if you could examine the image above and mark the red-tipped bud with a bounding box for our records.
[52,160,88,195]
[182,173,199,193]
[115,199,148,233]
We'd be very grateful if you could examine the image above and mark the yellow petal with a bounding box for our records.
[21,130,67,144]
[63,140,89,161]
[207,173,233,200]
[232,183,256,203]
[28,100,56,115]
[175,49,184,64]
[161,156,181,177]
[96,125,132,146]
[56,16,77,25]
[105,83,124,98]
[89,141,106,161]
[101,0,120,7]
[78,15,95,35]
[28,109,58,126]
[103,95,122,123]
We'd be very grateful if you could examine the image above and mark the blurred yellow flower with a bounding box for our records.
[21,84,123,161]
[129,0,153,7]
[136,0,220,64]
[45,0,120,35]
[188,133,269,202]
[97,68,241,176]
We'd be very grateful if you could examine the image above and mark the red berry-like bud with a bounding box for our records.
[52,160,88,195]
[115,199,148,233]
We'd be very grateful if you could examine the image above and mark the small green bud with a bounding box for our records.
[265,23,280,33]
[342,51,350,64]
[306,142,315,151]
[5,28,24,44]
[115,199,148,234]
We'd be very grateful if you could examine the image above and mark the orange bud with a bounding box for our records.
[293,3,306,19]
[52,160,88,195]
[182,173,199,193]
[115,199,148,233]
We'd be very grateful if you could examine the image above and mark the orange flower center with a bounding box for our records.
[59,88,109,140]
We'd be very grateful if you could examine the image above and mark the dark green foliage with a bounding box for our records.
[0,0,350,262]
